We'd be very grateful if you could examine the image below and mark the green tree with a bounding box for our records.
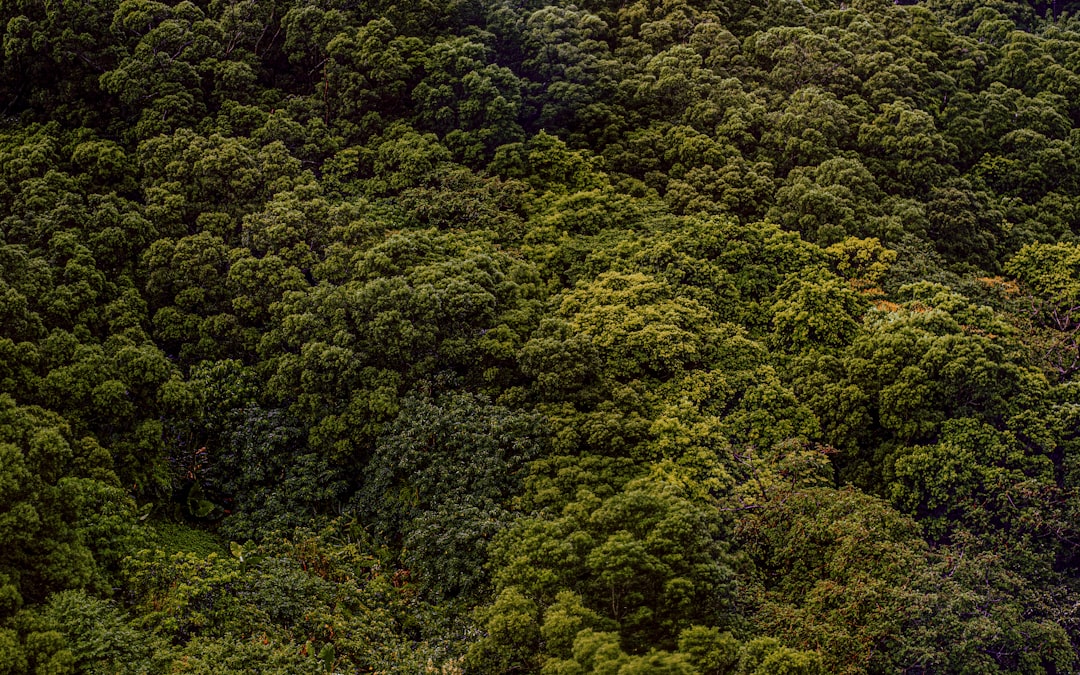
[355,392,545,600]
[857,101,958,196]
[0,395,136,615]
[411,37,524,164]
[1007,241,1080,380]
[486,466,737,657]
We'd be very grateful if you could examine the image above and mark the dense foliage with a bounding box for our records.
[4,0,1080,671]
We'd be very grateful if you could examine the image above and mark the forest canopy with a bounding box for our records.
[3,0,1080,672]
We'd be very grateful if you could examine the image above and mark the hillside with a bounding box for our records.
[2,0,1080,672]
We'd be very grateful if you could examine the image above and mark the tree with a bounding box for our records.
[832,283,1045,487]
[324,18,422,135]
[760,86,858,176]
[354,392,545,600]
[0,0,121,127]
[857,101,958,196]
[768,158,892,245]
[485,466,737,658]
[411,37,525,164]
[263,226,543,471]
[137,129,304,239]
[768,268,868,354]
[1007,241,1080,380]
[0,395,136,615]
[736,486,924,674]
[100,0,227,139]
